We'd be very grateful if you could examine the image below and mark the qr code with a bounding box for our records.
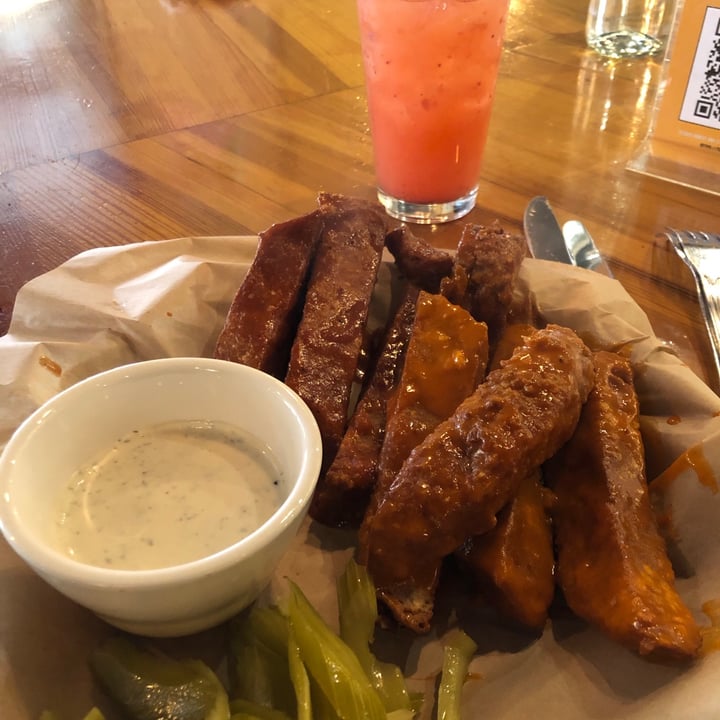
[680,7,720,130]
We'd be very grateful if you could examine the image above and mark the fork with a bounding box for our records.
[666,229,720,390]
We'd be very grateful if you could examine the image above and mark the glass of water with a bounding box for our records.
[586,0,677,58]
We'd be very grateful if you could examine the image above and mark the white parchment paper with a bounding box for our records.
[2,238,720,720]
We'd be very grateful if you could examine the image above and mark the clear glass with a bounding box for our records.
[356,0,510,224]
[586,0,675,58]
[377,187,479,225]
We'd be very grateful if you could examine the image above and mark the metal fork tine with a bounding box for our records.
[698,231,720,245]
[666,228,720,393]
[666,228,687,257]
[674,229,720,248]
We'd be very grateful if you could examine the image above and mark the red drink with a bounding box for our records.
[357,0,509,223]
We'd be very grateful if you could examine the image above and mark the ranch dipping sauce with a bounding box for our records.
[55,420,284,570]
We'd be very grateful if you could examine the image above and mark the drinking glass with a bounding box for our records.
[586,0,676,58]
[357,0,510,224]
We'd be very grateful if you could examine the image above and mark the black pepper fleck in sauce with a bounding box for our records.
[55,420,284,570]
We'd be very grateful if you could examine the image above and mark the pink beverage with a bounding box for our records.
[357,0,509,223]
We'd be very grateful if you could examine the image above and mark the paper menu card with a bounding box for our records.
[629,0,720,192]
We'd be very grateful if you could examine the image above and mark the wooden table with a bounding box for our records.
[1,0,718,384]
[1,2,719,718]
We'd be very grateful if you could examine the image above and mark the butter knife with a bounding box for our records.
[562,219,614,277]
[523,196,575,265]
[523,196,613,277]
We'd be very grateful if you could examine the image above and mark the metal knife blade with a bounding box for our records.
[523,196,613,277]
[562,220,614,277]
[523,196,575,265]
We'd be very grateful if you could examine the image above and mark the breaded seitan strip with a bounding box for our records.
[359,291,488,541]
[441,222,527,346]
[358,325,593,633]
[458,469,555,630]
[384,225,454,293]
[548,350,701,663]
[214,210,322,378]
[458,321,554,631]
[310,285,419,528]
[487,323,538,371]
[285,193,388,471]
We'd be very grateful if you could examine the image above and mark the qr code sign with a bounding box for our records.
[680,6,720,130]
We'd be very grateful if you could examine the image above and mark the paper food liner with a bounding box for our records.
[2,237,720,720]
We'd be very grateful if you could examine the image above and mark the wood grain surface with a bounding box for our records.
[2,0,718,386]
[1,3,720,720]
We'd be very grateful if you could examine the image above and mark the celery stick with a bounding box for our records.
[40,707,105,720]
[286,581,386,720]
[386,711,415,720]
[90,637,229,720]
[228,699,291,720]
[437,629,478,720]
[308,684,342,720]
[229,607,296,717]
[81,710,106,720]
[235,606,289,655]
[287,627,312,720]
[337,559,413,713]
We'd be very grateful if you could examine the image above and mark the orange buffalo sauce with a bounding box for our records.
[394,291,489,419]
[651,443,719,496]
[38,354,62,377]
[700,599,720,655]
[367,291,489,512]
[488,323,535,371]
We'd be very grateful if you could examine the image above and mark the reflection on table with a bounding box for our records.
[0,0,717,374]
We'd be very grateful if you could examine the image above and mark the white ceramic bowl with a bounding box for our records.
[0,358,322,637]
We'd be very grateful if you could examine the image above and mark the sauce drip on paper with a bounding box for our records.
[651,443,718,496]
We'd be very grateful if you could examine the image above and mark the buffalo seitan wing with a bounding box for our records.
[214,210,322,378]
[384,225,454,293]
[310,286,419,528]
[548,350,701,663]
[358,325,594,633]
[285,193,388,472]
[459,321,555,630]
[458,469,555,630]
[441,222,527,346]
[359,291,488,544]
